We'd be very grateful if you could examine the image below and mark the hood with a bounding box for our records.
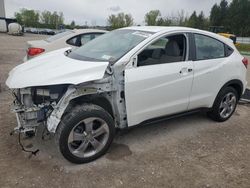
[6,48,109,88]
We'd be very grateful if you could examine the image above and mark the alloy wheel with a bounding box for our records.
[219,92,237,119]
[67,117,110,158]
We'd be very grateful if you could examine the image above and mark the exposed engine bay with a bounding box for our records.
[11,67,127,135]
[11,85,68,133]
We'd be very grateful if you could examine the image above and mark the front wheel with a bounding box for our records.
[55,104,115,164]
[208,87,238,122]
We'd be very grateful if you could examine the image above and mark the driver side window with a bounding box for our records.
[137,34,186,66]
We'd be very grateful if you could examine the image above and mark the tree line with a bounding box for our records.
[15,9,64,29]
[107,10,209,31]
[107,0,250,36]
[14,0,250,36]
[210,0,250,36]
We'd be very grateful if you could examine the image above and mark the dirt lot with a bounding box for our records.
[0,33,250,188]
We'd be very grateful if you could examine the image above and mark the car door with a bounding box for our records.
[188,33,229,110]
[125,33,194,126]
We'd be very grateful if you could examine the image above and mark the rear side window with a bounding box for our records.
[67,33,105,47]
[46,31,74,42]
[92,33,103,39]
[80,33,104,46]
[194,34,225,60]
[67,36,78,46]
[80,34,92,45]
[225,45,234,57]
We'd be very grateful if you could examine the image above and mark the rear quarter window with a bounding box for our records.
[225,45,234,57]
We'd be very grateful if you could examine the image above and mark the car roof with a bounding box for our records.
[120,26,235,47]
[72,29,108,34]
[121,26,203,33]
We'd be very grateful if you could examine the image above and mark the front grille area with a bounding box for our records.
[11,85,68,132]
[11,89,49,131]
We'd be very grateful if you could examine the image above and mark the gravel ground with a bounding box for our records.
[0,33,250,188]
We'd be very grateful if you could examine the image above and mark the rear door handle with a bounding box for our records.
[188,68,193,72]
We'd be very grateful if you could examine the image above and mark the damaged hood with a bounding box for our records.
[6,48,109,88]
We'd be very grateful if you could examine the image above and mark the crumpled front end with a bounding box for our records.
[11,86,67,134]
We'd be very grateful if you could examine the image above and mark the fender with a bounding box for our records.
[220,79,243,96]
[46,78,113,132]
[211,79,244,107]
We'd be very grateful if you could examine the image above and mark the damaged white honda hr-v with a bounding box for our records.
[6,26,248,163]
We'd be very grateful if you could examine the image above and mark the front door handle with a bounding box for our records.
[179,67,193,74]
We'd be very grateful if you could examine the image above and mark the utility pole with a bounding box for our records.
[0,0,6,18]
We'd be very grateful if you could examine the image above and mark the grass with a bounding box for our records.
[236,43,250,55]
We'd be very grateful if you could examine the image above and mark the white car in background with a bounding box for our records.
[6,26,248,164]
[24,29,107,60]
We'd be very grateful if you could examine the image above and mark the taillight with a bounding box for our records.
[27,48,45,56]
[242,57,248,68]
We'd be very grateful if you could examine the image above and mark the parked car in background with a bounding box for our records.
[24,29,107,60]
[6,26,248,164]
[30,28,39,34]
[39,29,55,35]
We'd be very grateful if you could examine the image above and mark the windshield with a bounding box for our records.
[68,29,153,62]
[46,30,74,42]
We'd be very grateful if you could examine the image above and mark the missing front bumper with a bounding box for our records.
[12,105,46,134]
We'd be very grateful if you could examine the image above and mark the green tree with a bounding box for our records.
[15,9,64,29]
[107,13,134,29]
[156,17,172,26]
[145,10,161,26]
[50,11,59,29]
[210,0,229,31]
[40,10,51,28]
[14,12,23,25]
[15,9,40,27]
[125,14,134,27]
[197,11,205,29]
[187,11,198,28]
[210,4,221,26]
[70,20,76,29]
[58,12,64,27]
[176,10,186,26]
[228,0,250,36]
[220,0,229,27]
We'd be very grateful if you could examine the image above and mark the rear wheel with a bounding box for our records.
[55,104,115,164]
[208,87,238,122]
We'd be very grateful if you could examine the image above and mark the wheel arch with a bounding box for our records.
[222,79,243,98]
[213,79,243,106]
[64,94,114,119]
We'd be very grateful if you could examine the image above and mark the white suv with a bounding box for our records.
[6,26,248,163]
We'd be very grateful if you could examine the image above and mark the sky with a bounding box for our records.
[4,0,225,26]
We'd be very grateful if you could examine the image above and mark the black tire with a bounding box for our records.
[55,104,115,164]
[207,87,239,122]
